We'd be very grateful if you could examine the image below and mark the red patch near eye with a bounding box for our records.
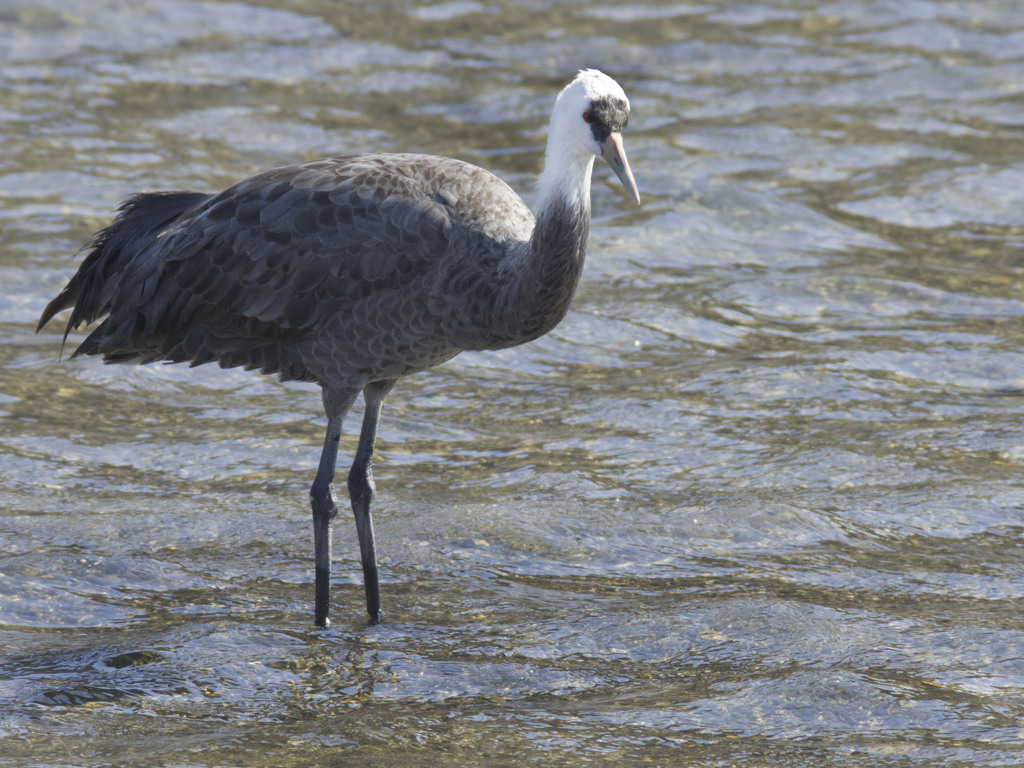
[582,111,595,123]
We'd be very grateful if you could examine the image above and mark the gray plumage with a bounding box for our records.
[37,70,640,625]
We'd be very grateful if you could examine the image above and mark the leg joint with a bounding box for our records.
[347,466,374,507]
[310,480,339,521]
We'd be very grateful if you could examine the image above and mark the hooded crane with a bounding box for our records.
[37,69,640,626]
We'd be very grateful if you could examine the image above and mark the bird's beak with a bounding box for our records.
[600,132,641,205]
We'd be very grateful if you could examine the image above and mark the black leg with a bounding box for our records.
[310,389,358,627]
[348,379,396,622]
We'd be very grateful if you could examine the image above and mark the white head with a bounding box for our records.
[541,69,640,207]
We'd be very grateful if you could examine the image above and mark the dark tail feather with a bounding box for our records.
[36,191,210,349]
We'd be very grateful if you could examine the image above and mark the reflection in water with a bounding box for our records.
[3,0,1024,766]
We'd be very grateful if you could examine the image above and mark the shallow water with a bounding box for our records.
[4,0,1024,765]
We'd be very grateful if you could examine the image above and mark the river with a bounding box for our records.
[2,1,1024,766]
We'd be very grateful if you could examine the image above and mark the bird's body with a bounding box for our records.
[38,70,639,625]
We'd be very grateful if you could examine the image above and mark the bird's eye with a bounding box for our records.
[582,111,595,124]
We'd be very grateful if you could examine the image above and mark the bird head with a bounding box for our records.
[552,69,641,205]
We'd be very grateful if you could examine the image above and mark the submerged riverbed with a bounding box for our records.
[3,1,1024,766]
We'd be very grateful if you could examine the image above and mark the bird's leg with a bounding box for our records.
[311,415,343,627]
[348,379,396,622]
[311,389,358,627]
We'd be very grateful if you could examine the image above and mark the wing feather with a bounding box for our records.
[149,156,459,331]
[62,153,533,384]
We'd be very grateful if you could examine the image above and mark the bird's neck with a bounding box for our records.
[451,135,596,351]
[535,126,596,217]
[493,144,594,344]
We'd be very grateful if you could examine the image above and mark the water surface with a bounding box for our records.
[3,0,1024,766]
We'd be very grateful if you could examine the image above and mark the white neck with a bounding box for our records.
[534,121,595,221]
